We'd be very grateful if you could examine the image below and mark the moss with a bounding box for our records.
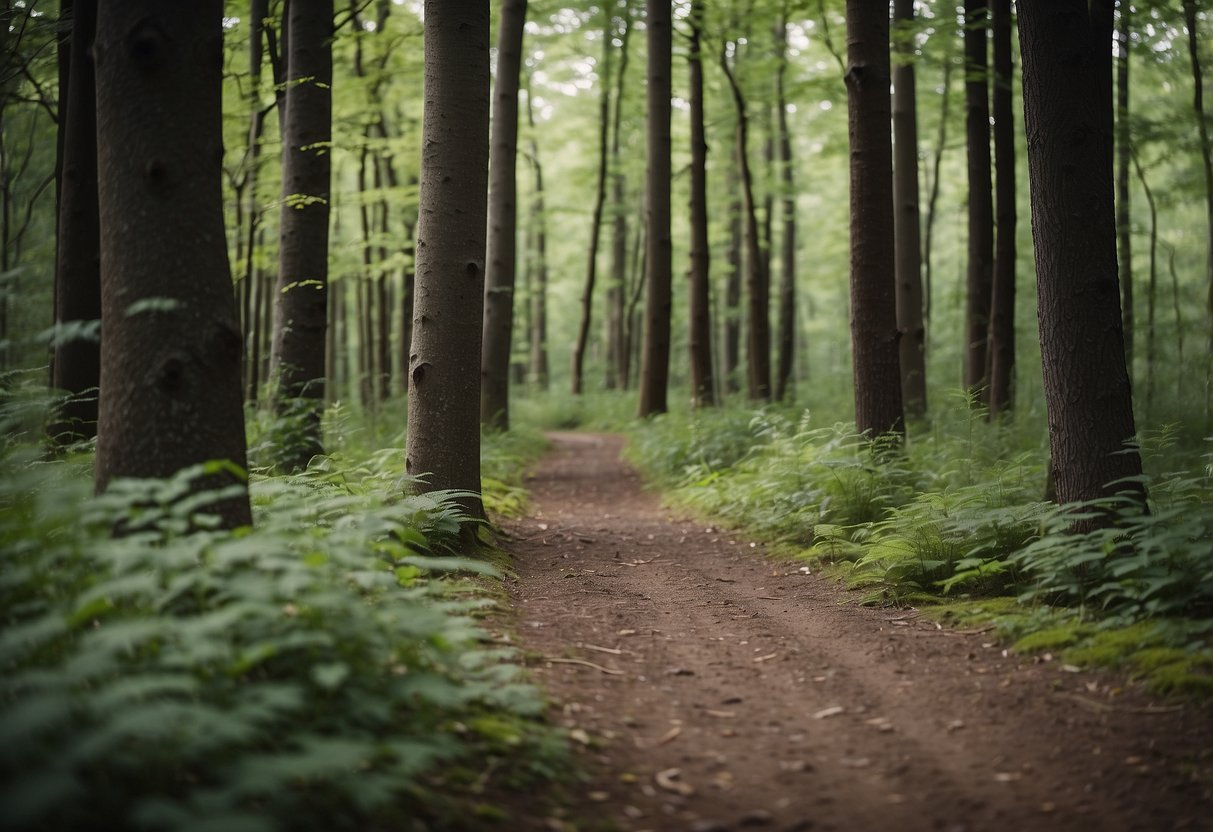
[1013,625,1082,653]
[1062,644,1126,668]
[918,597,1024,629]
[1130,647,1192,672]
[1143,661,1213,697]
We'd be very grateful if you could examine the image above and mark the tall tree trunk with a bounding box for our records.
[480,0,526,429]
[774,9,797,403]
[572,9,615,396]
[1183,0,1213,432]
[93,0,251,528]
[242,0,269,404]
[407,0,489,517]
[986,0,1016,418]
[923,35,954,338]
[844,0,904,439]
[270,0,332,470]
[1116,1,1133,373]
[724,159,742,394]
[50,0,99,443]
[1131,152,1158,415]
[891,0,926,417]
[606,2,632,391]
[963,0,994,396]
[687,0,715,407]
[1017,0,1144,513]
[523,79,549,391]
[637,0,673,416]
[721,42,771,402]
[357,143,376,409]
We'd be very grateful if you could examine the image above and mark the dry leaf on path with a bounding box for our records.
[813,706,845,719]
[655,767,695,796]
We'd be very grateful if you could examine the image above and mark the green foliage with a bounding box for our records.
[1012,472,1213,620]
[0,444,564,831]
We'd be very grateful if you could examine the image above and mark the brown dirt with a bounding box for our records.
[499,432,1213,832]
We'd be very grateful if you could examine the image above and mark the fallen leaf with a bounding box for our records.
[994,771,1023,782]
[705,709,736,718]
[587,791,610,802]
[655,768,695,796]
[946,719,965,732]
[569,728,591,745]
[656,725,683,746]
[754,652,778,663]
[812,706,845,720]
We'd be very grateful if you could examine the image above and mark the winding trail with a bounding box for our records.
[501,433,1212,832]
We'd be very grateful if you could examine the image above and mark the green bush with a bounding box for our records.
[0,449,561,832]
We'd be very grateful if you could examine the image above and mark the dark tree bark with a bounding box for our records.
[723,159,742,395]
[1116,1,1133,372]
[270,0,332,470]
[406,0,489,516]
[891,0,925,418]
[637,0,672,417]
[720,41,771,402]
[844,0,904,439]
[572,8,615,396]
[524,80,549,390]
[987,0,1016,418]
[93,0,251,528]
[1017,0,1144,510]
[606,2,632,391]
[687,0,715,407]
[1131,152,1158,414]
[50,0,99,443]
[774,9,797,403]
[963,0,994,397]
[923,34,955,337]
[1183,0,1213,431]
[242,0,270,404]
[480,0,526,429]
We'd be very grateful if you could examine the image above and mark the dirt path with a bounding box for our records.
[500,433,1213,832]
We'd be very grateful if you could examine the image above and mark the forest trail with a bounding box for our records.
[500,433,1213,832]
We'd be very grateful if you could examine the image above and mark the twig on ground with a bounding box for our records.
[543,657,625,675]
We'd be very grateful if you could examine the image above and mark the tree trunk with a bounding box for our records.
[50,0,100,444]
[721,42,771,402]
[963,0,994,397]
[687,0,715,408]
[891,0,925,418]
[525,79,549,391]
[242,0,269,404]
[572,9,614,396]
[843,0,904,439]
[1017,0,1145,512]
[270,0,332,470]
[923,35,955,339]
[93,0,251,528]
[1131,152,1157,415]
[724,159,742,395]
[987,0,1016,418]
[774,9,797,403]
[406,0,490,517]
[637,0,673,417]
[480,0,526,430]
[606,3,632,391]
[357,143,376,409]
[1183,0,1213,432]
[1116,2,1133,373]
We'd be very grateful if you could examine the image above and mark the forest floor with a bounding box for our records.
[497,432,1213,832]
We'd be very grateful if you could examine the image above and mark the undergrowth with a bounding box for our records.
[0,392,566,831]
[627,397,1213,695]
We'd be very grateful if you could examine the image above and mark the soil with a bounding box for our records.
[498,433,1213,832]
